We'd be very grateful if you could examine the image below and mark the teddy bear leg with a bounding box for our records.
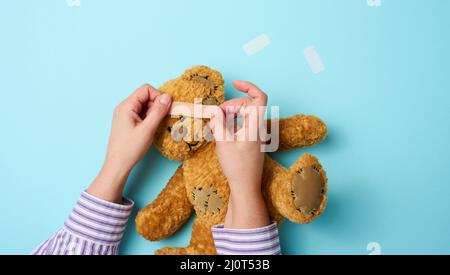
[155,247,191,255]
[154,218,217,255]
[265,153,328,224]
[186,218,217,255]
[289,153,328,223]
[136,166,193,242]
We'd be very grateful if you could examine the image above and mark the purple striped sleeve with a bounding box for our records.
[211,222,282,255]
[31,191,134,255]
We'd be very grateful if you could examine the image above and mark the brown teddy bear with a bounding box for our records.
[135,65,328,255]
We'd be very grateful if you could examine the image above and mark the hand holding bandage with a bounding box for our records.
[166,81,270,145]
[209,80,271,229]
[87,84,172,203]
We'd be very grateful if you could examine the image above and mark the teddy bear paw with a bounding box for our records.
[291,166,325,217]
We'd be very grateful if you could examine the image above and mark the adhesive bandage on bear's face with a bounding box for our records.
[147,101,221,119]
[167,102,280,152]
[169,102,221,119]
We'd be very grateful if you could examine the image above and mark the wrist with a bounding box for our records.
[228,176,262,194]
[101,158,132,185]
[226,188,270,229]
[86,160,131,204]
[230,185,264,202]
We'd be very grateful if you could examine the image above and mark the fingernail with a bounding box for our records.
[159,93,172,105]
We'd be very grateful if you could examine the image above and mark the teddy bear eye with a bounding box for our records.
[167,126,172,133]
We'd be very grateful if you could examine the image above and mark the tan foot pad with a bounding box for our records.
[291,167,325,215]
[192,185,224,216]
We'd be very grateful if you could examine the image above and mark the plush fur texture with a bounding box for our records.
[135,66,328,255]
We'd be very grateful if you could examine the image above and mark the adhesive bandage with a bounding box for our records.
[243,34,271,56]
[169,102,220,119]
[304,46,325,74]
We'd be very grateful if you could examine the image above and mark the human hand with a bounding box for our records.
[210,80,267,192]
[87,84,172,203]
[209,80,270,228]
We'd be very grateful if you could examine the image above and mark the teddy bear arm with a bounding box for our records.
[266,114,327,151]
[135,165,193,241]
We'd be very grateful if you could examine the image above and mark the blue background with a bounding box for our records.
[1,0,449,255]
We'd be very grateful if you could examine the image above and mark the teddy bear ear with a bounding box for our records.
[182,65,225,104]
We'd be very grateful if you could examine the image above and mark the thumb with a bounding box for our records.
[143,93,172,133]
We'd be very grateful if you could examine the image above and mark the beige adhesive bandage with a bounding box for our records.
[169,102,220,119]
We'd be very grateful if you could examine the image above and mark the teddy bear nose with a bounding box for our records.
[185,127,203,143]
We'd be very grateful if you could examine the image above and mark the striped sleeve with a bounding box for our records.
[31,191,134,255]
[211,222,282,255]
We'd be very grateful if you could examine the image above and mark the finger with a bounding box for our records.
[123,84,161,114]
[129,84,161,103]
[221,99,249,120]
[232,80,268,106]
[142,93,172,133]
[220,98,251,109]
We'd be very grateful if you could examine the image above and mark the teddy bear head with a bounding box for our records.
[153,66,225,161]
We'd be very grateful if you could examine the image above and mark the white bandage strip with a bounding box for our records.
[304,46,325,74]
[243,34,271,56]
[169,102,220,119]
